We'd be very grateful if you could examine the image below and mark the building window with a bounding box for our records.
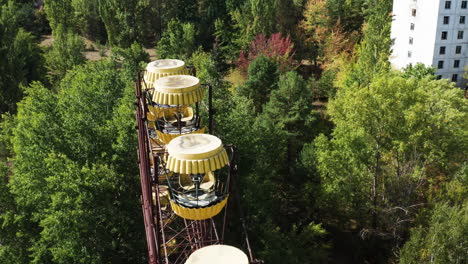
[408,51,412,58]
[455,45,462,54]
[441,31,448,40]
[438,61,444,69]
[461,16,466,24]
[462,1,467,9]
[409,37,413,44]
[443,16,450,24]
[454,60,460,68]
[437,75,442,80]
[445,1,451,9]
[410,23,415,30]
[457,31,464,39]
[439,46,446,54]
[452,74,458,82]
[412,9,417,16]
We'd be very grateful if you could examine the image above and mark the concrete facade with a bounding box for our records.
[390,0,468,88]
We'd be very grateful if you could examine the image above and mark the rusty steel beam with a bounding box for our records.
[135,72,160,264]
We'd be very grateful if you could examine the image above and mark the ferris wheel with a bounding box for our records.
[135,59,261,264]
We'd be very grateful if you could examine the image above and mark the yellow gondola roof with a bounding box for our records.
[185,244,248,264]
[166,134,229,174]
[152,75,204,106]
[144,59,188,85]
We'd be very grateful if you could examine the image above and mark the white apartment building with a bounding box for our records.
[390,0,468,88]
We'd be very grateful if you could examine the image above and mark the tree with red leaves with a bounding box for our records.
[237,33,295,76]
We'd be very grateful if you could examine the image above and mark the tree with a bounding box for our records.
[312,74,467,261]
[240,72,325,263]
[112,41,150,81]
[44,26,86,83]
[71,0,107,42]
[156,18,196,60]
[400,163,468,263]
[98,0,159,47]
[249,0,276,37]
[236,55,279,113]
[196,0,228,47]
[0,1,44,113]
[44,0,76,33]
[400,202,468,264]
[213,18,239,63]
[0,162,27,264]
[3,61,145,263]
[463,65,468,92]
[299,0,359,72]
[6,82,61,263]
[326,0,367,33]
[300,0,329,61]
[402,63,436,80]
[237,33,295,75]
[339,0,392,88]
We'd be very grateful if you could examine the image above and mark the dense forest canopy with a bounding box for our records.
[0,0,467,263]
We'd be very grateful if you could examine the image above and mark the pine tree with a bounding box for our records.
[236,55,279,113]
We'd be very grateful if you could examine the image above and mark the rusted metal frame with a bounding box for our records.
[221,145,235,242]
[161,212,177,229]
[211,218,220,243]
[195,221,202,248]
[170,238,220,248]
[172,241,193,264]
[191,221,201,249]
[166,217,196,240]
[183,219,195,252]
[208,84,213,134]
[198,221,204,248]
[136,71,160,264]
[172,231,203,264]
[152,154,169,264]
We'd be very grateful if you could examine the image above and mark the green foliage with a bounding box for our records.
[258,221,329,263]
[156,19,196,60]
[236,55,279,112]
[197,0,228,47]
[262,71,315,147]
[71,0,107,42]
[2,60,144,263]
[0,162,24,264]
[219,70,325,263]
[161,0,197,24]
[44,0,76,33]
[112,42,150,81]
[229,0,276,50]
[0,113,14,158]
[190,49,221,85]
[326,0,367,33]
[250,0,276,37]
[213,18,239,63]
[464,65,468,90]
[44,26,86,83]
[0,1,44,113]
[309,68,338,98]
[313,74,467,255]
[98,0,158,47]
[400,203,468,264]
[3,1,467,263]
[341,0,392,88]
[402,63,436,80]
